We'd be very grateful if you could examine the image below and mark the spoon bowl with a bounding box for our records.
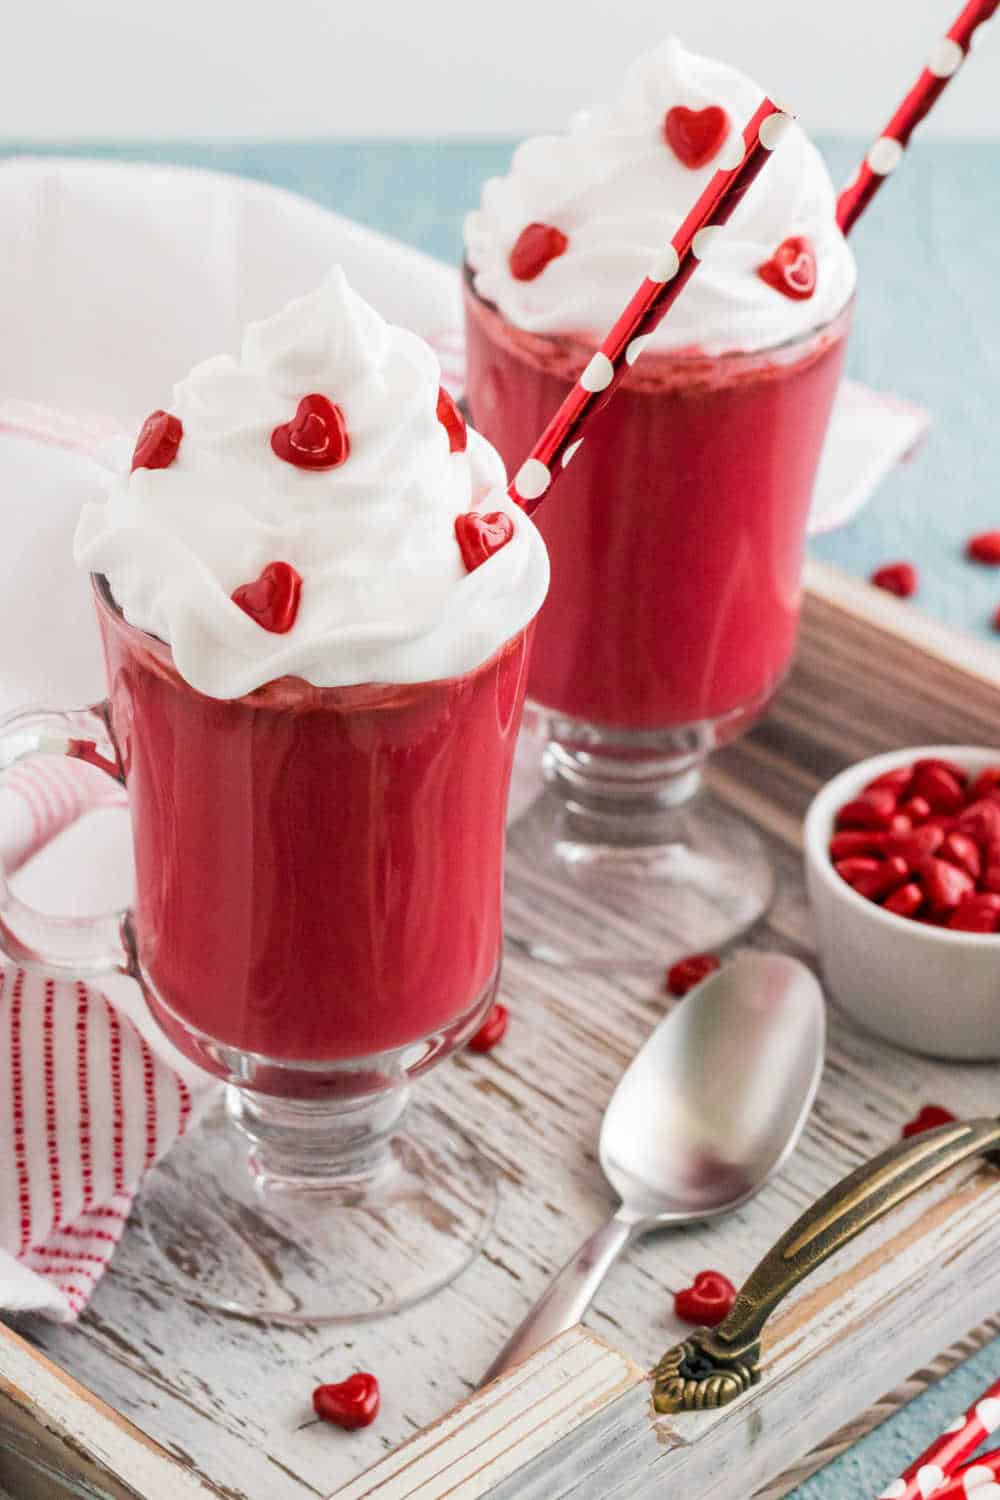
[482,952,825,1385]
[602,952,826,1222]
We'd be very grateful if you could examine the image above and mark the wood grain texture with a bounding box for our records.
[0,1320,222,1499]
[5,560,1000,1499]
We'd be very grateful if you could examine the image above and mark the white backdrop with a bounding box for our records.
[6,0,997,140]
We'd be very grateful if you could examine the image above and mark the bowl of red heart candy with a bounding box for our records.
[804,746,1000,1059]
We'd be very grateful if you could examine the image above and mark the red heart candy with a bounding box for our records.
[454,511,515,573]
[132,410,183,471]
[437,386,467,453]
[271,394,349,470]
[870,561,918,598]
[468,1002,509,1054]
[864,766,915,797]
[940,831,982,880]
[883,882,923,919]
[948,894,1000,932]
[312,1373,380,1430]
[757,236,818,302]
[969,767,1000,801]
[829,831,887,860]
[885,823,945,865]
[663,105,730,169]
[835,788,899,830]
[921,857,976,912]
[674,1270,737,1327]
[911,760,967,812]
[666,953,721,997]
[231,561,302,634]
[958,798,1000,847]
[509,222,569,282]
[901,1105,957,1140]
[967,531,1000,565]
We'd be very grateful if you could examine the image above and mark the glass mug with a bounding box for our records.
[0,575,534,1321]
[465,271,853,967]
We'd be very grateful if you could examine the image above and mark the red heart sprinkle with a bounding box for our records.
[231,561,302,634]
[757,236,817,302]
[913,754,968,787]
[941,831,982,880]
[902,1105,956,1139]
[865,766,915,797]
[455,510,515,573]
[852,855,910,901]
[509,223,569,282]
[666,953,721,997]
[948,894,1000,932]
[911,764,966,816]
[870,562,918,597]
[885,823,945,865]
[468,1003,509,1054]
[967,531,1000,564]
[271,394,349,470]
[835,788,899,830]
[131,410,183,471]
[662,105,730,169]
[312,1373,380,1430]
[921,857,976,912]
[883,882,923,919]
[829,831,887,860]
[969,767,1000,801]
[899,795,932,823]
[674,1270,737,1327]
[958,798,1000,847]
[437,386,467,453]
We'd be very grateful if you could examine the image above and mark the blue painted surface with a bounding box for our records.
[3,135,999,1497]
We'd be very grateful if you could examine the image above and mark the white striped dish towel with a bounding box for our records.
[0,749,214,1322]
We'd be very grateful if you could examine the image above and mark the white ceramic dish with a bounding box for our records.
[804,744,1000,1060]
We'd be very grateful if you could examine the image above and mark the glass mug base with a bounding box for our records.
[138,966,500,1323]
[504,698,776,969]
[139,1093,498,1325]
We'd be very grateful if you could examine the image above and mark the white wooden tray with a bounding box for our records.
[3,560,1000,1500]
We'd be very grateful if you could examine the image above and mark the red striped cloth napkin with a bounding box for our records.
[0,753,215,1321]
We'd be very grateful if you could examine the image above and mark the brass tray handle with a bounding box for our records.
[653,1116,1000,1413]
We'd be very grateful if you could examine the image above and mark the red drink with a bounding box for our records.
[95,581,531,1078]
[465,280,851,735]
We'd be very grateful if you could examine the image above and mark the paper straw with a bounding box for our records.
[508,97,793,516]
[937,1449,1000,1498]
[874,1372,1000,1499]
[837,0,997,236]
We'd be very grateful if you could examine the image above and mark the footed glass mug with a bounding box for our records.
[0,574,534,1321]
[465,273,853,966]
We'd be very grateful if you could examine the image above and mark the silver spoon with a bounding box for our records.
[482,952,825,1385]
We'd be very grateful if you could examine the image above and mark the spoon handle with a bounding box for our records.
[480,1212,635,1387]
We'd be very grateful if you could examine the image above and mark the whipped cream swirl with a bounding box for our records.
[75,268,548,699]
[464,37,857,356]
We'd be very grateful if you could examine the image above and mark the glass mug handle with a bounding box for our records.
[0,702,132,974]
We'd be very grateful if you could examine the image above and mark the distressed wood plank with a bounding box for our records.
[0,1321,222,1499]
[6,561,1000,1499]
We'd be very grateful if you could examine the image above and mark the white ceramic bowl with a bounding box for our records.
[804,745,1000,1060]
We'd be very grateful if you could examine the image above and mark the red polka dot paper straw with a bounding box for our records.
[837,0,997,237]
[936,1449,1000,1498]
[874,1373,1000,1498]
[507,97,792,515]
